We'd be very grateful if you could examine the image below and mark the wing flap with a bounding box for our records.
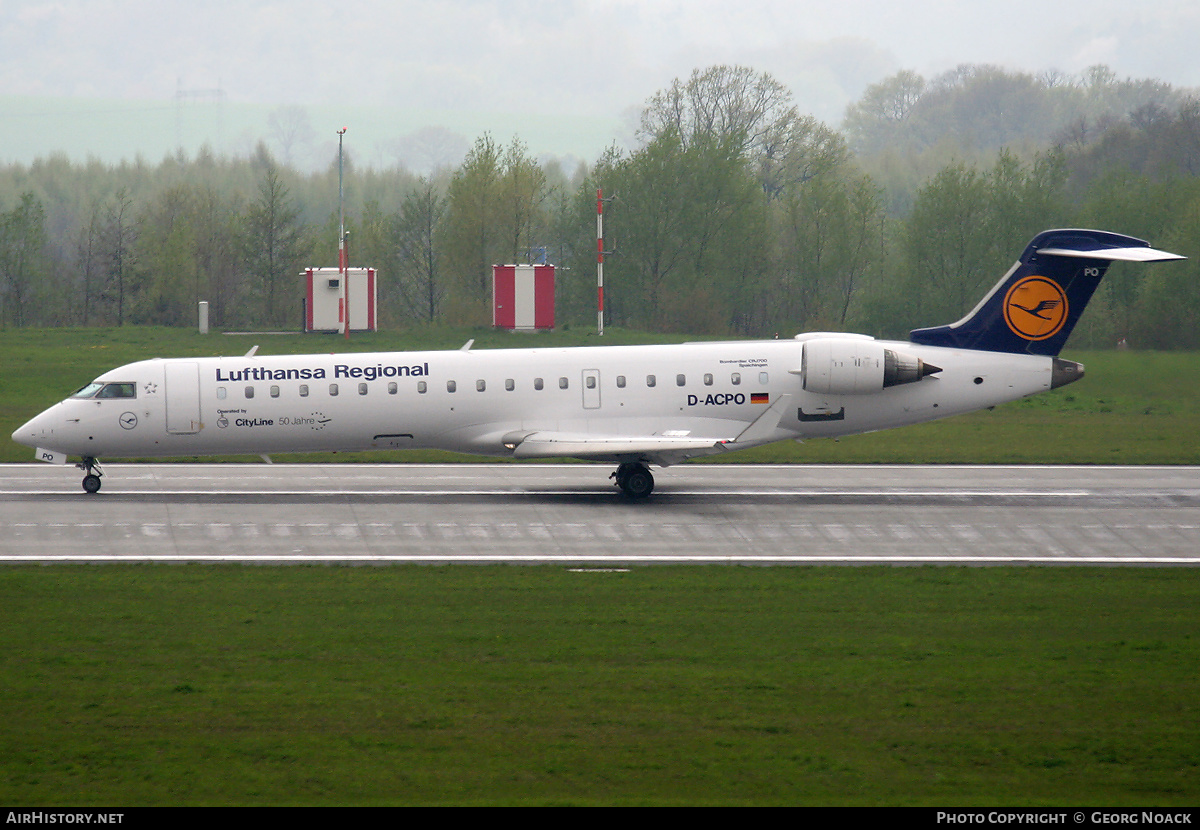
[509,432,724,459]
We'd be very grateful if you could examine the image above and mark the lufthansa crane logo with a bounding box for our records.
[1003,276,1069,341]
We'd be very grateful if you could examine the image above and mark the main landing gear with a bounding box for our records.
[611,462,654,500]
[77,456,103,493]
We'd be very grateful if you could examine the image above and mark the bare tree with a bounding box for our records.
[267,106,315,169]
[74,200,104,325]
[101,188,137,326]
[843,69,926,154]
[387,126,471,175]
[638,65,798,160]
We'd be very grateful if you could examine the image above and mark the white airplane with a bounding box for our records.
[12,229,1183,498]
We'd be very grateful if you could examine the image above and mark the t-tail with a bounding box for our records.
[909,229,1184,358]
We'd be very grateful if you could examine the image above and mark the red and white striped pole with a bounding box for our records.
[596,188,604,336]
[338,127,349,340]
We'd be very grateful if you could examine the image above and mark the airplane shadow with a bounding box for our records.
[11,491,1152,508]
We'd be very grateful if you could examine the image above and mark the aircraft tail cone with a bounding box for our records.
[1051,358,1085,389]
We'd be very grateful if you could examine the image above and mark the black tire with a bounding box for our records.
[621,467,654,499]
[82,474,102,494]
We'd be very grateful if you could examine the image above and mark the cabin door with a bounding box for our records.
[165,362,202,434]
[581,369,601,410]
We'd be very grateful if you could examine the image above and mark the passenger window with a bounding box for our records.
[216,387,227,400]
[388,382,397,394]
[358,383,368,395]
[477,379,486,392]
[759,372,769,384]
[559,377,569,390]
[731,372,741,385]
[647,375,656,388]
[299,385,309,397]
[270,385,280,398]
[534,378,544,391]
[676,374,686,387]
[616,375,626,388]
[245,386,254,399]
[505,378,515,391]
[586,376,596,389]
[329,383,339,396]
[447,380,457,393]
[704,373,713,386]
[417,381,427,394]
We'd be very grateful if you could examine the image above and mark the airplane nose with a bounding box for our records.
[12,408,54,448]
[12,415,42,447]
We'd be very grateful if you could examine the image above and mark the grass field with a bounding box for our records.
[2,326,1198,464]
[2,328,1198,806]
[1,566,1197,806]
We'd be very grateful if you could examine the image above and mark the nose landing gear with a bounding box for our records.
[76,456,103,493]
[611,462,654,499]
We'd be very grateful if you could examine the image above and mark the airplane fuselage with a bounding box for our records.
[16,337,1057,463]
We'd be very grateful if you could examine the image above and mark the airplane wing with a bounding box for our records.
[503,395,794,466]
[507,432,725,465]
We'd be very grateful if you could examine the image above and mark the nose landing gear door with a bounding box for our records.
[165,362,202,434]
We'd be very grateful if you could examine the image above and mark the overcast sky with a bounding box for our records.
[2,1,1199,166]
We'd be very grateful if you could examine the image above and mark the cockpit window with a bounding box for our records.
[71,382,105,399]
[95,383,137,399]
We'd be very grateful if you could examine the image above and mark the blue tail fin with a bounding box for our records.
[909,229,1183,355]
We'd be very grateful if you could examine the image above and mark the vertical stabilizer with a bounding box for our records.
[909,229,1183,356]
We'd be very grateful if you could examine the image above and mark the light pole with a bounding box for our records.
[338,127,349,340]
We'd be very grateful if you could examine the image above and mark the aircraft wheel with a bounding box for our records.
[620,465,654,500]
[612,463,631,490]
[82,474,102,494]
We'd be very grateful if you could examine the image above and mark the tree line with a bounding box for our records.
[1,63,1198,348]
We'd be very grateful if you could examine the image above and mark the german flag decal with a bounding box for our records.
[751,392,769,404]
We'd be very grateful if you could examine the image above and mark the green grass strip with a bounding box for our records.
[1,566,1196,806]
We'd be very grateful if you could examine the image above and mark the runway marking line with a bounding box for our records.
[1,555,1197,564]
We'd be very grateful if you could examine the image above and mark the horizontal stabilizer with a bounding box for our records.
[1036,245,1185,262]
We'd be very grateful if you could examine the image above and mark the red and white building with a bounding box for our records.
[492,264,555,331]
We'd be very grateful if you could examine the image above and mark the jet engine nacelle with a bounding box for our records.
[800,338,940,395]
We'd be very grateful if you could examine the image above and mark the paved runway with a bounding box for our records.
[1,463,1197,564]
